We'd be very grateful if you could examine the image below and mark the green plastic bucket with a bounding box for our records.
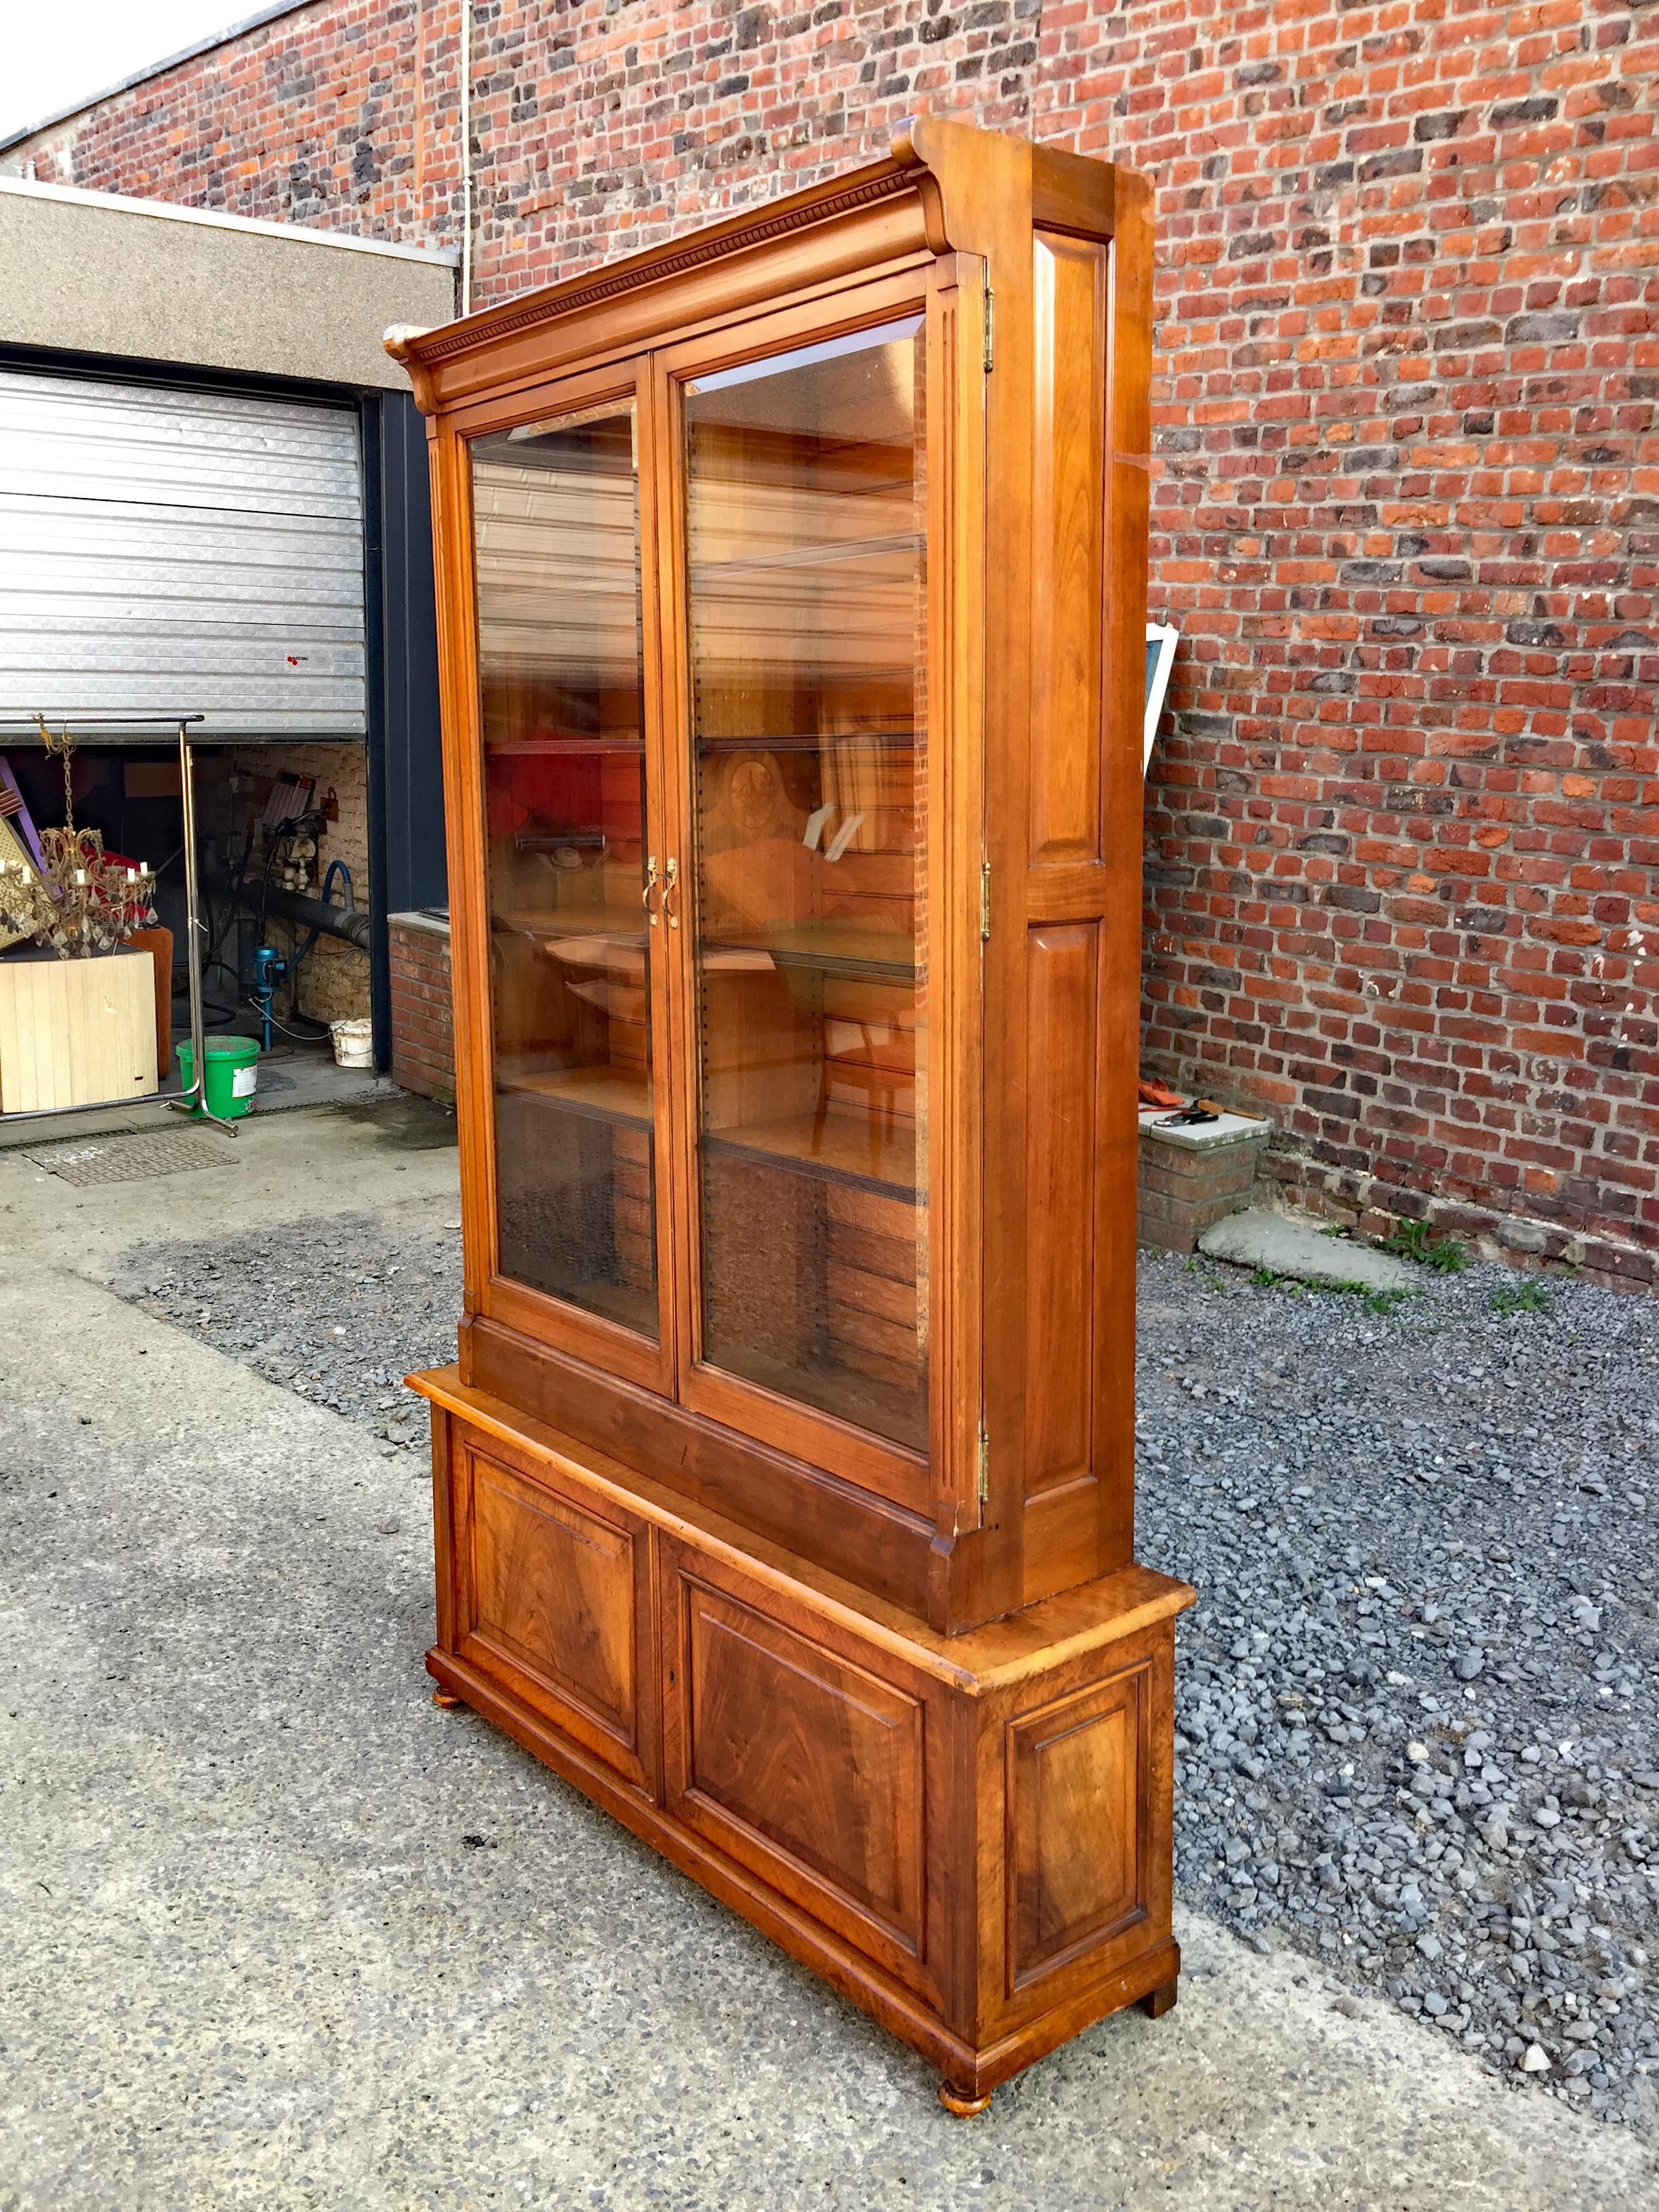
[177,1034,260,1120]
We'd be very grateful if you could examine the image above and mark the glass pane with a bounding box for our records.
[472,403,657,1337]
[683,318,927,1449]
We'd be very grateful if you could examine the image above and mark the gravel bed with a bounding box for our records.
[1138,1248,1658,2133]
[115,1200,465,1452]
[112,1206,1659,2131]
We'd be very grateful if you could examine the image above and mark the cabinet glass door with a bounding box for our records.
[471,399,659,1339]
[680,318,928,1450]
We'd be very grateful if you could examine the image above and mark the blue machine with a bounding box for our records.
[252,943,287,1050]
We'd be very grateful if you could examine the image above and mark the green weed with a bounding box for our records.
[1250,1269,1412,1317]
[1492,1279,1555,1316]
[1380,1218,1471,1273]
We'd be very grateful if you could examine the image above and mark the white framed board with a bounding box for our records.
[1144,620,1178,773]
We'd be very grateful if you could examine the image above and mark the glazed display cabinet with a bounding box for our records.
[395,119,1191,2112]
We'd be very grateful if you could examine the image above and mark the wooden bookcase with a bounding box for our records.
[396,119,1192,2111]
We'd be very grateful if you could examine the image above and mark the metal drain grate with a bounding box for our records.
[28,1127,237,1185]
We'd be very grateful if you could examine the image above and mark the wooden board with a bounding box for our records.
[0,947,158,1113]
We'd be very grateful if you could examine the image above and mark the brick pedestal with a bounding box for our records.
[388,910,455,1105]
[1137,1109,1270,1255]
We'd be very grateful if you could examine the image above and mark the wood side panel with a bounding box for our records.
[1029,143,1117,241]
[1093,173,1155,1578]
[977,1618,1176,2039]
[1022,924,1099,1501]
[1019,1479,1101,1612]
[1004,1664,1147,1990]
[430,1403,457,1653]
[1028,232,1107,867]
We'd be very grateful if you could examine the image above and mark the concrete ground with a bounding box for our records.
[1,1104,1655,2211]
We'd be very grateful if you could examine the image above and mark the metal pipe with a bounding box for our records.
[202,859,373,950]
[169,720,236,1135]
[459,0,473,316]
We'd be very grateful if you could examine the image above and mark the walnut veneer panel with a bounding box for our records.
[452,1431,654,1793]
[1005,1663,1148,1991]
[665,1556,932,1990]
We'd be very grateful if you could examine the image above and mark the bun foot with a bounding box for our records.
[1141,1978,1179,2020]
[431,1686,463,1709]
[939,2082,993,2118]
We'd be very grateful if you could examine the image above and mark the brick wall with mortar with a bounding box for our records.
[1139,1119,1272,1254]
[388,911,456,1103]
[228,741,373,1025]
[7,0,1656,1287]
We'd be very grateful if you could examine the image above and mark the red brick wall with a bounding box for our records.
[9,0,1656,1285]
[388,913,455,1105]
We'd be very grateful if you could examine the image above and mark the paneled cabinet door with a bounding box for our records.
[652,282,951,1515]
[455,361,680,1397]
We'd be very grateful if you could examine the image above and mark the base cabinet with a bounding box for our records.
[419,1373,1189,2102]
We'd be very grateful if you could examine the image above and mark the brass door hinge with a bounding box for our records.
[979,859,991,942]
[977,1427,990,1508]
[983,280,995,374]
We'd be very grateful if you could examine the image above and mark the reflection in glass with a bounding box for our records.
[472,404,657,1335]
[684,319,927,1448]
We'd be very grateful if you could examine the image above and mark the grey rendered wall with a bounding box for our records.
[0,180,454,390]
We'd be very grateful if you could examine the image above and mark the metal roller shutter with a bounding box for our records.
[0,368,365,737]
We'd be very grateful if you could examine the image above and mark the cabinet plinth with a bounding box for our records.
[398,117,1186,2100]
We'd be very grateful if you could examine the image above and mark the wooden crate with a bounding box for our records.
[0,947,159,1114]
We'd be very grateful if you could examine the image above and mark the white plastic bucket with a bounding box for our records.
[330,1017,373,1069]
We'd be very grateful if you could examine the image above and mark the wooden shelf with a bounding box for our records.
[696,728,917,754]
[703,1107,917,1200]
[498,1063,651,1128]
[689,529,922,580]
[493,915,649,962]
[701,927,915,983]
[483,734,644,756]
